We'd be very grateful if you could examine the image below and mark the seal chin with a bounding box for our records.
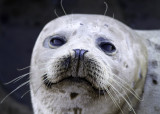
[42,74,108,95]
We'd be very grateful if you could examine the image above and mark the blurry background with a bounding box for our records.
[0,0,160,113]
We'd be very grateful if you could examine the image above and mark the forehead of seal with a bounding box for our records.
[35,14,142,57]
[40,14,132,40]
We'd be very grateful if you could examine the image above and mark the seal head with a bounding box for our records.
[30,14,148,114]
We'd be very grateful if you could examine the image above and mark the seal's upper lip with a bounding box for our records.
[43,74,92,86]
[43,74,106,95]
[55,76,93,85]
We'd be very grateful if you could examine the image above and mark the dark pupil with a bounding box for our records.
[101,43,115,53]
[50,38,64,46]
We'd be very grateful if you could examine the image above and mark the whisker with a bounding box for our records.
[20,76,30,99]
[122,89,132,111]
[4,72,30,85]
[113,13,115,19]
[17,62,48,71]
[103,87,118,107]
[61,0,67,15]
[21,90,30,99]
[109,78,133,110]
[111,73,142,99]
[102,85,124,114]
[1,80,30,104]
[104,2,108,16]
[35,74,48,94]
[110,76,142,101]
[17,66,30,71]
[45,74,52,88]
[109,85,121,103]
[34,73,60,95]
[4,66,47,85]
[107,81,136,114]
[54,9,59,18]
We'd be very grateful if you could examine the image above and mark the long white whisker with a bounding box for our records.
[21,90,30,99]
[17,62,48,71]
[111,76,142,101]
[1,80,30,103]
[54,9,59,18]
[109,85,121,103]
[104,2,108,16]
[4,72,30,85]
[113,13,115,19]
[103,85,124,114]
[35,74,48,94]
[109,78,133,110]
[61,0,67,15]
[4,66,47,85]
[35,74,60,95]
[17,66,31,71]
[122,89,132,111]
[111,73,141,99]
[103,86,118,107]
[107,81,136,114]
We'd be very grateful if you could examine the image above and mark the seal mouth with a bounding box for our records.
[42,74,107,95]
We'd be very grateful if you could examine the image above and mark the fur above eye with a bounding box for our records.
[100,42,116,54]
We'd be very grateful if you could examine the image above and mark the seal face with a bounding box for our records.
[30,14,148,114]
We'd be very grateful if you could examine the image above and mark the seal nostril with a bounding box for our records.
[74,49,81,59]
[80,49,88,60]
[73,49,88,60]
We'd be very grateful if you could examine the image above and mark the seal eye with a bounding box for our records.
[100,42,116,54]
[49,36,65,48]
[50,38,64,46]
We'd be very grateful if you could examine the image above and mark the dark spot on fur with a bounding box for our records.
[155,44,160,51]
[112,69,119,75]
[154,106,160,112]
[150,73,158,85]
[123,62,128,68]
[70,92,79,100]
[80,23,83,25]
[151,60,158,68]
[72,30,77,36]
[152,79,158,85]
[104,24,108,27]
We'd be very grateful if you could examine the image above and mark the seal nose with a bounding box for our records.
[73,49,88,60]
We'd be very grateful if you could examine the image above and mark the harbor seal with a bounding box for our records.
[30,14,149,114]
